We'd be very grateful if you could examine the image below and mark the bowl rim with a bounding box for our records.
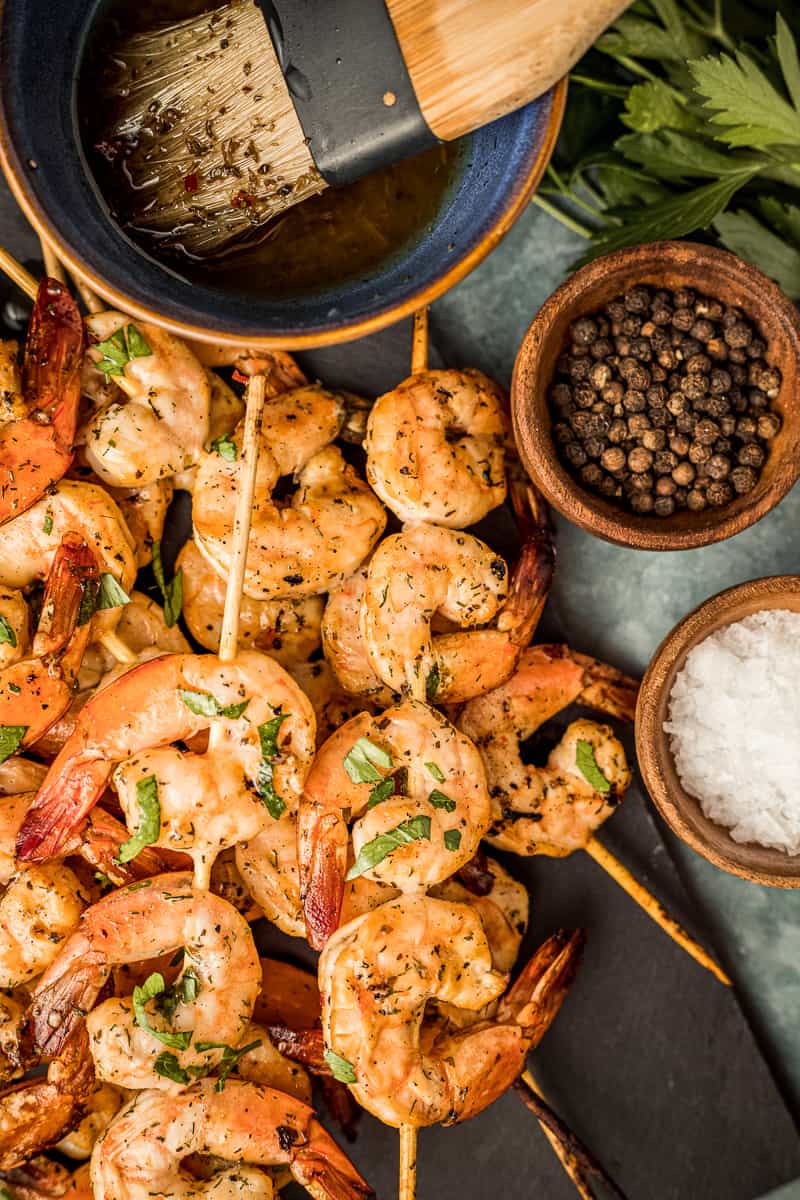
[0,22,566,350]
[511,239,800,551]
[636,574,800,887]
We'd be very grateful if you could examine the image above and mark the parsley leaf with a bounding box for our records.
[194,1039,262,1090]
[690,47,800,149]
[425,761,445,782]
[153,1051,191,1085]
[428,789,456,813]
[42,510,53,535]
[118,774,160,863]
[93,324,152,381]
[444,829,462,852]
[575,740,611,794]
[714,209,800,298]
[0,726,26,765]
[0,617,16,648]
[132,972,192,1050]
[345,816,431,881]
[257,714,287,819]
[324,1048,356,1084]
[210,433,237,461]
[366,778,395,810]
[179,689,249,720]
[97,573,131,611]
[343,737,393,784]
[152,540,183,628]
[425,662,440,702]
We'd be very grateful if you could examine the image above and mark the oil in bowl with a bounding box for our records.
[80,0,464,299]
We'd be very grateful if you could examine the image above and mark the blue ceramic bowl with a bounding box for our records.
[0,0,565,349]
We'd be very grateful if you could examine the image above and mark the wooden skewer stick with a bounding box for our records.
[584,837,731,985]
[399,1123,417,1200]
[516,1072,630,1200]
[68,271,103,315]
[410,307,428,374]
[39,238,66,285]
[0,247,37,300]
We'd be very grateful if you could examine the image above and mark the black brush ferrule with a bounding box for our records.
[256,0,437,185]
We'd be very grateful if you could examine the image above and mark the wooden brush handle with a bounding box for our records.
[386,0,631,139]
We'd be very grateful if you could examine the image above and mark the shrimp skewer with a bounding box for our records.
[459,644,730,985]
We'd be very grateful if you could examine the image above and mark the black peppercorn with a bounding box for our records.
[730,465,757,494]
[630,492,655,514]
[737,442,765,468]
[707,480,734,506]
[571,317,598,346]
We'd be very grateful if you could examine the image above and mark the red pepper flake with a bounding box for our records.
[183,173,199,193]
[232,369,249,385]
[231,190,255,209]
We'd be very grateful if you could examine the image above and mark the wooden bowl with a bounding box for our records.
[511,241,800,550]
[637,576,800,887]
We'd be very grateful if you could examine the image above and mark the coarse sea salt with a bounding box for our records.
[664,609,800,855]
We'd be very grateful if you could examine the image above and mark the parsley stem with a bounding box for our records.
[531,195,593,240]
[614,55,658,82]
[545,166,608,224]
[569,74,630,98]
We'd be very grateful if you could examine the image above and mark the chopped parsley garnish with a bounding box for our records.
[179,689,249,720]
[93,324,152,381]
[118,774,160,863]
[132,972,192,1050]
[366,778,395,810]
[194,1039,262,1090]
[257,714,287,819]
[444,828,462,852]
[0,726,26,765]
[575,740,611,794]
[424,761,444,782]
[0,617,16,648]
[97,573,131,611]
[324,1048,357,1084]
[210,433,237,461]
[343,737,393,784]
[77,578,100,626]
[425,662,440,702]
[42,510,53,535]
[428,789,456,813]
[153,1051,191,1084]
[152,540,183,628]
[345,816,431,881]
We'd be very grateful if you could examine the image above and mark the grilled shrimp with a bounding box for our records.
[0,588,29,672]
[103,479,174,569]
[459,644,638,856]
[177,538,323,665]
[29,873,261,1090]
[0,480,136,616]
[360,518,552,703]
[91,1079,374,1200]
[0,279,84,525]
[320,565,395,706]
[0,1157,93,1200]
[57,1084,126,1160]
[188,345,308,393]
[192,384,385,600]
[82,315,210,488]
[16,651,316,886]
[298,700,491,948]
[0,534,102,756]
[319,894,581,1127]
[365,368,510,528]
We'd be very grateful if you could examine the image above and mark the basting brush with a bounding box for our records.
[94,0,630,257]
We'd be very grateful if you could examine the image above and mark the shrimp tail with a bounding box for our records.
[573,653,640,722]
[299,807,348,951]
[16,758,111,863]
[28,955,110,1058]
[496,480,555,652]
[498,929,585,1046]
[0,536,99,756]
[0,280,83,526]
[0,1024,95,1169]
[78,808,191,884]
[290,1118,375,1200]
[266,1025,327,1072]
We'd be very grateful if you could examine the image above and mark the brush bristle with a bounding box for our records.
[95,0,325,257]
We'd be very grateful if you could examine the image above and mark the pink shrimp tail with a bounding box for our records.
[0,279,83,525]
[498,928,585,1047]
[291,1120,375,1200]
[16,756,111,863]
[32,533,99,659]
[28,952,109,1058]
[300,808,347,951]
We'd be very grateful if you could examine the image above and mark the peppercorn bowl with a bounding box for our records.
[636,575,800,886]
[511,241,800,550]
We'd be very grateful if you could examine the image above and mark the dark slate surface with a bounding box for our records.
[0,181,798,1198]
